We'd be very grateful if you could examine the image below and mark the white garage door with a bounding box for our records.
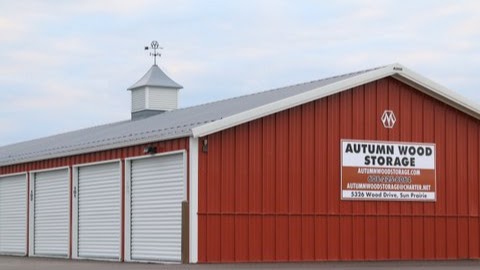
[128,152,185,262]
[76,162,120,259]
[31,169,69,257]
[0,174,27,255]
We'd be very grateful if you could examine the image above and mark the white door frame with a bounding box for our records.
[124,150,187,263]
[72,160,122,261]
[0,172,28,256]
[28,166,71,258]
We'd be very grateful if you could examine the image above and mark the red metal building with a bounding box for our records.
[196,76,480,262]
[0,63,479,263]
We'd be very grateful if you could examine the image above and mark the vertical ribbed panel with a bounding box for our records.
[34,169,69,256]
[130,154,185,262]
[148,87,178,111]
[78,162,120,259]
[131,89,146,112]
[0,175,26,255]
[198,77,480,262]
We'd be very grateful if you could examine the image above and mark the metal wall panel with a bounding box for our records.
[198,77,480,262]
[77,162,120,259]
[130,153,185,262]
[0,138,189,262]
[33,169,69,257]
[0,138,189,177]
[149,87,178,111]
[131,88,146,112]
[0,174,26,255]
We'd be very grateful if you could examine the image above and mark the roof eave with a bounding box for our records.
[192,63,480,138]
[0,132,192,167]
[391,66,480,121]
[127,84,183,91]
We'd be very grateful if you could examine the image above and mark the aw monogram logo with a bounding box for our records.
[381,110,396,128]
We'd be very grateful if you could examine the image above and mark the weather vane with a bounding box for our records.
[144,40,163,65]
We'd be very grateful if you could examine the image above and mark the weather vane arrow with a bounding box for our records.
[144,40,163,65]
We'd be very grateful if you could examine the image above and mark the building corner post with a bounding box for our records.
[188,136,198,263]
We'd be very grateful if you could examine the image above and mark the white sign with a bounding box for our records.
[341,140,436,201]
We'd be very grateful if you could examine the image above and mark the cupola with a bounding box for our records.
[127,41,183,120]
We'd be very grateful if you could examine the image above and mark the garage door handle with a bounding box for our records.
[30,190,34,201]
[73,186,77,198]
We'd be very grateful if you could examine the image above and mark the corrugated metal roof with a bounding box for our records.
[128,64,183,90]
[0,66,383,166]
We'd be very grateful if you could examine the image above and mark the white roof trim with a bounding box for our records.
[192,63,480,138]
[392,66,480,120]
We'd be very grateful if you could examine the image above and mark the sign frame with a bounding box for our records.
[340,139,437,202]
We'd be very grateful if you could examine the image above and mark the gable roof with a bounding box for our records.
[191,63,480,137]
[0,63,478,167]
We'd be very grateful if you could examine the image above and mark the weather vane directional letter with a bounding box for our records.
[144,40,163,65]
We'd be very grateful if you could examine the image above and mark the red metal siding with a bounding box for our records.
[0,137,189,260]
[198,77,480,262]
[0,138,188,175]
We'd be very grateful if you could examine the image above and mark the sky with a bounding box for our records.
[0,0,479,146]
